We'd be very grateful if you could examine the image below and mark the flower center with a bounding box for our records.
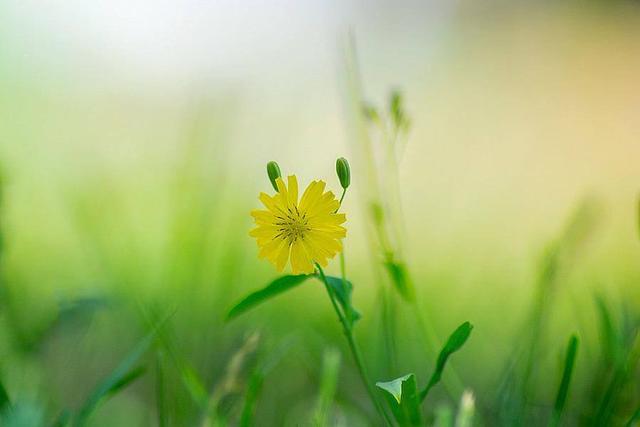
[276,207,311,245]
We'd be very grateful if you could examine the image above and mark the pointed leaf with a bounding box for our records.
[376,374,422,426]
[226,275,312,320]
[323,275,361,327]
[421,321,473,401]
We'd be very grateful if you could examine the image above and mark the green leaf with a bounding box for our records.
[0,380,10,413]
[549,334,579,427]
[376,374,422,426]
[383,260,415,302]
[239,370,264,427]
[421,321,473,401]
[226,275,312,320]
[323,275,360,327]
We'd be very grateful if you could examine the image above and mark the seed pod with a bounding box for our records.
[266,161,282,192]
[335,157,351,189]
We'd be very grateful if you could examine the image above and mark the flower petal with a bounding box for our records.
[287,175,298,206]
[290,241,314,274]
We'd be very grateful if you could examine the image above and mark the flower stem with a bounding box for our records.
[338,187,347,205]
[315,263,391,426]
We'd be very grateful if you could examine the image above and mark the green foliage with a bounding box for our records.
[376,374,422,426]
[239,370,264,427]
[590,298,640,425]
[421,322,474,401]
[238,337,286,427]
[322,275,361,327]
[626,407,640,427]
[155,351,167,427]
[0,380,10,413]
[383,259,414,302]
[388,90,411,134]
[74,331,155,426]
[312,348,341,426]
[549,334,579,427]
[226,275,312,320]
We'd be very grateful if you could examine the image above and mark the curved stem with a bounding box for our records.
[315,263,391,426]
[338,187,347,206]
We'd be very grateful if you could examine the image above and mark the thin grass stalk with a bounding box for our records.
[549,335,579,427]
[342,35,464,398]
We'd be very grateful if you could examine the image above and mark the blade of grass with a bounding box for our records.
[626,407,640,427]
[239,370,264,427]
[156,351,167,427]
[312,348,341,427]
[74,313,172,426]
[226,275,312,320]
[549,334,579,427]
[239,336,296,427]
[75,363,148,425]
[0,380,10,412]
[595,296,620,364]
[594,330,640,426]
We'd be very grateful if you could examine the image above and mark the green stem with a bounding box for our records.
[339,188,347,205]
[315,263,391,426]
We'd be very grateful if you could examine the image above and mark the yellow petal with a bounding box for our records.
[307,231,343,255]
[299,181,326,212]
[275,177,288,199]
[290,241,314,274]
[308,213,346,226]
[249,225,279,238]
[301,238,328,267]
[287,175,298,206]
[259,193,283,214]
[275,241,291,272]
[258,237,284,259]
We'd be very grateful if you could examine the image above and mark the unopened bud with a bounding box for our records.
[335,157,351,189]
[266,161,282,192]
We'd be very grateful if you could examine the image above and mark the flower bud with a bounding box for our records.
[335,157,351,189]
[266,161,282,192]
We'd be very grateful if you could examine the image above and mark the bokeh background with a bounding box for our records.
[0,0,639,425]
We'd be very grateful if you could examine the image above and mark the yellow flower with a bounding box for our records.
[250,175,346,274]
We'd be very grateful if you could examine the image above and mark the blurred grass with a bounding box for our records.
[0,1,639,425]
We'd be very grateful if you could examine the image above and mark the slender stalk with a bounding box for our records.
[315,263,391,426]
[339,187,347,205]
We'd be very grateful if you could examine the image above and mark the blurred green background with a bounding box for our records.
[0,0,639,425]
